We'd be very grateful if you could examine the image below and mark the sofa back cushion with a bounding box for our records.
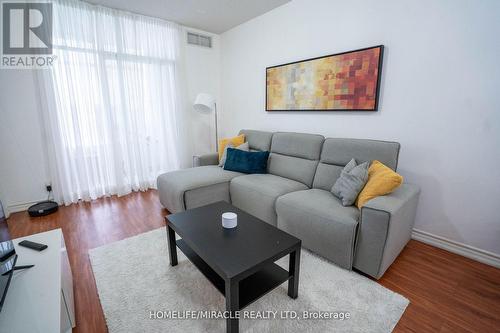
[313,138,400,191]
[238,129,273,151]
[268,132,324,187]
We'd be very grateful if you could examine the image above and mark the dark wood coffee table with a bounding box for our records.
[166,201,301,333]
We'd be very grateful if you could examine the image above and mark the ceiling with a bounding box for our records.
[86,0,291,34]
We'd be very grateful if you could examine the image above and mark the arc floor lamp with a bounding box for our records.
[193,93,218,151]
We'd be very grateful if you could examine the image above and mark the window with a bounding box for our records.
[40,0,183,204]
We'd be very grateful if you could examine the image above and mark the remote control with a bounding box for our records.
[18,240,48,251]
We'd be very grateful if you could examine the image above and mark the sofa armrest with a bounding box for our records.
[192,153,219,167]
[353,183,420,279]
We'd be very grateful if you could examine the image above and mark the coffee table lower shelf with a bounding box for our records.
[177,239,291,309]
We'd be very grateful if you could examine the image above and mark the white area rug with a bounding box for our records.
[89,228,408,332]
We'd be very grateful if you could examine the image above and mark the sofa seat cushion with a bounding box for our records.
[276,189,359,269]
[157,166,243,213]
[229,174,308,226]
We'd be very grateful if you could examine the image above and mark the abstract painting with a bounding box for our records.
[266,45,384,111]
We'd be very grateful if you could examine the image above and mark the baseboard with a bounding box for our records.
[5,200,41,218]
[411,228,500,268]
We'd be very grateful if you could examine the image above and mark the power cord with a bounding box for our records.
[46,185,53,201]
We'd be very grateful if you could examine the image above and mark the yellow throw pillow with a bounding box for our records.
[218,134,245,160]
[356,160,403,208]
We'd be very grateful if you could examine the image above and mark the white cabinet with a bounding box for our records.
[0,229,76,333]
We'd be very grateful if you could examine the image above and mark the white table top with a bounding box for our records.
[0,229,63,333]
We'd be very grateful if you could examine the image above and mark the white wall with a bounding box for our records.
[220,0,500,255]
[0,70,50,213]
[0,27,220,215]
[183,28,221,156]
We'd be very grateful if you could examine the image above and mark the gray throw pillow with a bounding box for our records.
[219,141,250,167]
[331,158,369,206]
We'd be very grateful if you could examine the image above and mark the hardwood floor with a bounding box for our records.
[6,190,500,333]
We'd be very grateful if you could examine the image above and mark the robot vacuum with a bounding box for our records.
[28,200,58,217]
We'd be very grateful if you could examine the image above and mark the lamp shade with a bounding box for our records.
[193,93,215,113]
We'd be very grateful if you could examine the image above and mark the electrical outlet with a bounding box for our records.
[46,184,52,192]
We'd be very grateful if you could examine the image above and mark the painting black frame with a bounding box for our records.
[265,45,384,112]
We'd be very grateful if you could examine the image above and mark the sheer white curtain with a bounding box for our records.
[38,0,186,205]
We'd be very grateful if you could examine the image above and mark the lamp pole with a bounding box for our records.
[214,102,219,152]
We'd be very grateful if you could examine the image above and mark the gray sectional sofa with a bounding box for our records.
[157,129,420,279]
